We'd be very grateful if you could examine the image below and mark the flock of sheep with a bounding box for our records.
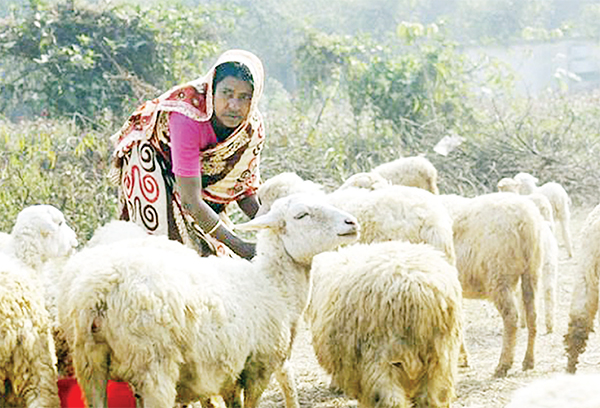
[1,154,599,408]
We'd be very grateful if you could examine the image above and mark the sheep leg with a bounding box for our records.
[220,381,243,408]
[520,272,537,371]
[565,262,600,373]
[458,339,469,368]
[240,360,273,408]
[491,288,518,377]
[274,361,300,408]
[74,340,110,408]
[543,261,557,334]
[558,217,574,258]
[515,287,526,329]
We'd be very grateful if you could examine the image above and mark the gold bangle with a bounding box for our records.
[206,220,222,236]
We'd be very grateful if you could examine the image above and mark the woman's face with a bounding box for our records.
[213,76,253,129]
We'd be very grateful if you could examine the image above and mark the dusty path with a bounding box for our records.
[256,204,598,408]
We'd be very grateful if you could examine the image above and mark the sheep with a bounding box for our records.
[85,219,149,248]
[337,171,391,191]
[326,186,456,265]
[256,172,324,209]
[2,204,78,271]
[498,178,555,228]
[505,373,600,408]
[306,241,463,408]
[371,155,440,194]
[513,172,573,257]
[564,203,600,373]
[453,192,544,377]
[497,177,521,193]
[1,205,78,376]
[57,194,359,408]
[437,194,473,221]
[0,253,62,408]
[0,231,11,250]
[514,218,558,335]
[257,172,456,265]
[496,188,559,334]
[0,204,78,407]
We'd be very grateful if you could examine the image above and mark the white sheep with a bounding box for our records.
[326,185,456,265]
[4,205,78,378]
[0,204,78,406]
[437,193,473,222]
[453,192,544,377]
[257,172,325,209]
[0,231,11,250]
[515,218,558,334]
[2,204,78,271]
[564,203,600,373]
[58,194,359,408]
[506,373,600,408]
[497,177,521,193]
[496,187,558,335]
[307,241,463,408]
[337,171,391,191]
[85,219,149,248]
[257,172,456,265]
[371,155,440,194]
[0,253,61,408]
[498,177,555,228]
[513,172,573,257]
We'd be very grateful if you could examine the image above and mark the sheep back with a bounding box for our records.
[307,241,463,408]
[327,185,456,265]
[372,156,439,194]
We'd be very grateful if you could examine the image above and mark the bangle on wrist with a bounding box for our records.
[206,220,222,236]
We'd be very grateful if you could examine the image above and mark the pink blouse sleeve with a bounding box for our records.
[169,112,216,177]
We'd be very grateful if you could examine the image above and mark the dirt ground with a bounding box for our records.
[255,204,599,408]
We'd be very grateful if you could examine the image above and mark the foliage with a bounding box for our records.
[0,117,118,241]
[0,0,227,125]
[294,23,495,154]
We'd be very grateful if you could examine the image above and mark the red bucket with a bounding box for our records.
[58,377,136,408]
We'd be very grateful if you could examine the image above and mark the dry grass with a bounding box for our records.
[256,203,600,408]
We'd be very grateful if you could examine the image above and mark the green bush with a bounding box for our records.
[0,117,117,241]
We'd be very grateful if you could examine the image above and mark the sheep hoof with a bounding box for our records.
[458,354,469,368]
[566,359,578,374]
[493,365,510,378]
[522,357,534,371]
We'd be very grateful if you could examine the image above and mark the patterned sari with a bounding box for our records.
[108,50,265,256]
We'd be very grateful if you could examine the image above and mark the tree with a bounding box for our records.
[0,0,227,124]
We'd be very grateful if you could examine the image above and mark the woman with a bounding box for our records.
[109,49,265,259]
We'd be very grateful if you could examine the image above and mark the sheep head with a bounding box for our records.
[11,205,78,269]
[237,194,360,265]
[497,177,520,193]
[514,172,538,195]
[338,172,391,191]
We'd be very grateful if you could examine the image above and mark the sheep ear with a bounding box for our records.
[235,211,282,231]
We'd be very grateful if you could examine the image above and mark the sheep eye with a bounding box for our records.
[294,212,309,220]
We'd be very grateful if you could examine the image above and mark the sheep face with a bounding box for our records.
[339,172,391,191]
[238,194,360,265]
[497,177,520,193]
[514,172,538,195]
[12,205,78,263]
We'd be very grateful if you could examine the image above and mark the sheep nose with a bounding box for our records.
[345,217,360,233]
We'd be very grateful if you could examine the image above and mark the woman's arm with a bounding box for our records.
[176,175,255,260]
[237,193,260,219]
